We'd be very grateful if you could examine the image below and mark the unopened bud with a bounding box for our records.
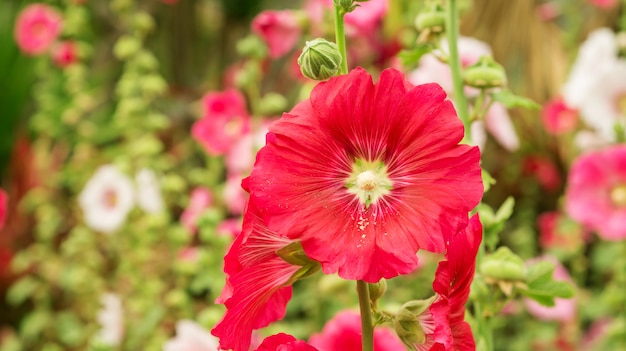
[415,3,446,33]
[393,296,437,348]
[298,39,342,81]
[480,247,526,281]
[463,55,507,89]
[368,279,387,303]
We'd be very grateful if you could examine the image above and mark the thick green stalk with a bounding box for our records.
[334,5,349,74]
[357,280,374,351]
[445,0,471,141]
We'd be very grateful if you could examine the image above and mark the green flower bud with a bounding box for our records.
[333,0,357,12]
[237,35,268,59]
[298,39,343,81]
[480,247,526,281]
[415,4,446,33]
[368,279,387,304]
[113,36,141,60]
[463,55,507,89]
[393,296,437,348]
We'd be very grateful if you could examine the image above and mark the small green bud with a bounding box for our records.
[333,0,357,12]
[463,55,507,89]
[298,39,343,81]
[415,4,446,33]
[236,35,268,59]
[480,247,526,281]
[368,279,387,304]
[393,296,437,348]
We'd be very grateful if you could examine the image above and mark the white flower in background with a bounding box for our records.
[136,168,165,214]
[163,320,218,351]
[97,293,124,346]
[408,36,519,151]
[79,165,134,234]
[563,28,626,145]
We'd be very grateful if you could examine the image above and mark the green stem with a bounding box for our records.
[357,280,374,351]
[445,0,471,142]
[334,5,349,75]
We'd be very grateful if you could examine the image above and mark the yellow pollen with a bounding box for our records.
[356,170,378,191]
[610,184,626,207]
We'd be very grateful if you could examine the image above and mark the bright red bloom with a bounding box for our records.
[417,215,481,351]
[212,200,312,351]
[244,68,483,282]
[51,40,78,68]
[541,97,578,135]
[14,4,62,55]
[565,145,626,240]
[191,89,250,156]
[256,333,319,351]
[0,189,7,231]
[309,310,405,351]
[252,10,302,58]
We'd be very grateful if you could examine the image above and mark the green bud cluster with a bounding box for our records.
[298,38,343,81]
[415,3,446,33]
[463,55,507,89]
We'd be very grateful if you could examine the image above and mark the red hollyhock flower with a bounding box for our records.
[309,310,405,351]
[244,67,482,282]
[191,89,250,156]
[256,333,319,351]
[252,10,302,58]
[417,214,482,351]
[212,200,319,351]
[0,189,7,231]
[51,40,78,68]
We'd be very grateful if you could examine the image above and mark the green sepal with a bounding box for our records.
[518,261,575,307]
[490,90,540,110]
[480,246,526,281]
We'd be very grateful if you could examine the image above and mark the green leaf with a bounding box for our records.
[482,168,496,193]
[6,276,39,306]
[475,197,514,251]
[519,261,575,307]
[490,90,540,110]
[398,44,433,69]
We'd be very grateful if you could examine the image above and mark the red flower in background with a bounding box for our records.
[244,68,483,283]
[180,187,212,233]
[256,333,318,351]
[309,310,405,351]
[541,97,578,135]
[51,40,78,68]
[252,10,302,58]
[0,189,7,231]
[191,89,250,156]
[14,3,62,55]
[212,200,318,351]
[565,145,626,240]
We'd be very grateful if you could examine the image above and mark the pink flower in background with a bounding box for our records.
[565,145,626,240]
[226,125,269,176]
[212,200,307,351]
[541,97,578,135]
[416,215,482,350]
[252,10,301,58]
[523,156,562,192]
[51,41,78,67]
[216,218,241,237]
[181,187,213,233]
[244,68,482,282]
[179,247,200,263]
[309,310,404,351]
[78,165,135,234]
[162,0,179,4]
[524,256,577,322]
[588,0,618,9]
[538,212,588,253]
[256,334,318,351]
[0,189,7,231]
[344,0,388,37]
[164,320,218,351]
[192,89,250,156]
[97,293,124,346]
[223,175,248,215]
[14,4,62,55]
[135,168,164,214]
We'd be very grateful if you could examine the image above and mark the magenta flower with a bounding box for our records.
[309,310,404,351]
[256,333,319,351]
[252,10,302,58]
[565,145,626,240]
[191,89,250,156]
[14,4,62,56]
[244,68,483,282]
[212,200,315,351]
[0,189,6,231]
[541,97,578,135]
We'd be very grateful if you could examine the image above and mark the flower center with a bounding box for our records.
[103,188,118,209]
[346,159,392,208]
[610,184,626,207]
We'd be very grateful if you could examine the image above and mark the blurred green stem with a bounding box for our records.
[445,0,471,142]
[334,5,349,75]
[357,280,374,351]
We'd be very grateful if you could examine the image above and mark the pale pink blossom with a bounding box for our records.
[164,320,218,351]
[97,293,124,346]
[225,125,269,176]
[470,102,519,152]
[78,165,134,234]
[223,176,248,215]
[252,10,302,58]
[179,247,200,263]
[216,218,241,237]
[565,145,626,240]
[344,0,388,37]
[14,3,62,55]
[523,256,576,322]
[181,187,213,233]
[51,41,78,67]
[588,0,619,9]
